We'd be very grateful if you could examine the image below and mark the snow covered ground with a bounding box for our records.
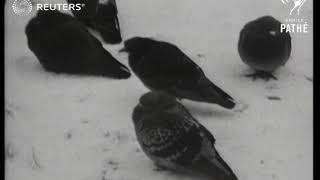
[5,0,313,180]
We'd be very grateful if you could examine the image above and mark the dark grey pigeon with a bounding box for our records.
[238,16,291,80]
[67,0,122,44]
[121,37,236,109]
[66,0,99,26]
[25,10,130,79]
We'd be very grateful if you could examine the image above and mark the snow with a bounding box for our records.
[5,0,313,180]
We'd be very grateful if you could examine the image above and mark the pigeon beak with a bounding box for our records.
[137,103,143,108]
[209,148,238,180]
[119,47,127,53]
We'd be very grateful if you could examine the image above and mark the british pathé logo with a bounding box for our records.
[281,0,306,15]
[280,0,309,34]
[280,18,308,33]
[12,0,33,16]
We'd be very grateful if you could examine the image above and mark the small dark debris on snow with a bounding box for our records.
[197,54,205,58]
[104,131,111,138]
[6,143,15,160]
[101,170,110,180]
[276,159,284,164]
[79,96,89,103]
[272,174,277,179]
[104,159,119,171]
[108,160,119,166]
[305,76,313,82]
[297,153,303,159]
[64,131,72,140]
[265,83,280,90]
[82,120,89,124]
[5,108,15,119]
[102,147,109,152]
[135,147,141,153]
[111,165,118,171]
[260,160,264,164]
[267,96,281,101]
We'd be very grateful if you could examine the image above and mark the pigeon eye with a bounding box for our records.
[269,30,277,36]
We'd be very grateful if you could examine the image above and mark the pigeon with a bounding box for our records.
[25,10,130,79]
[238,16,292,80]
[132,92,238,180]
[66,0,99,26]
[67,0,122,44]
[120,37,236,109]
[93,0,122,44]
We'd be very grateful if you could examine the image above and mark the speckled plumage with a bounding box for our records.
[132,92,238,180]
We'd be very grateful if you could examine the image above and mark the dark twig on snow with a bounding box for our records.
[304,75,313,82]
[267,96,282,101]
[5,143,15,160]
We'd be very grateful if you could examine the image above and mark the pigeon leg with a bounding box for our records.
[153,166,167,172]
[153,162,171,172]
[245,71,277,81]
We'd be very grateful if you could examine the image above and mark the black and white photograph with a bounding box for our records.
[5,0,313,180]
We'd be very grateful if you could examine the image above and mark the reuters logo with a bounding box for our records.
[12,0,33,16]
[12,0,85,16]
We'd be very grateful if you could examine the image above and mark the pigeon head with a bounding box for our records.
[27,10,72,31]
[37,10,73,25]
[25,10,73,43]
[132,92,177,125]
[66,0,99,19]
[249,16,284,38]
[120,37,156,54]
[139,92,177,110]
[93,3,122,44]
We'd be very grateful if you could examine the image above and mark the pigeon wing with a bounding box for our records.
[138,113,203,166]
[138,43,205,91]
